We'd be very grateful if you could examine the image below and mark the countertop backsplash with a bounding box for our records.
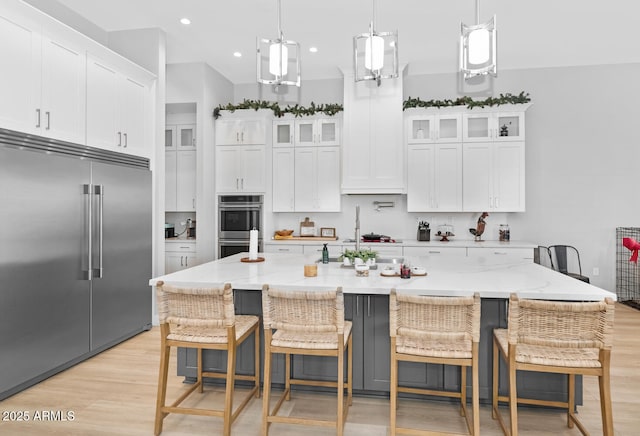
[269,194,512,242]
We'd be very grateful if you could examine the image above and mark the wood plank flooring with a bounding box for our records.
[1,303,638,435]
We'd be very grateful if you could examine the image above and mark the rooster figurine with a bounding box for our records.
[469,212,489,241]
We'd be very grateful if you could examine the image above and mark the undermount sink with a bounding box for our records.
[317,257,404,264]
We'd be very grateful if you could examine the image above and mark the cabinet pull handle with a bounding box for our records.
[277,248,288,252]
[180,255,184,266]
[45,111,50,130]
[118,132,122,146]
[192,198,195,209]
[494,252,508,255]
[367,296,371,317]
[236,178,239,190]
[179,246,190,249]
[241,178,244,190]
[123,133,128,147]
[495,197,499,208]
[185,256,188,267]
[236,132,239,142]
[428,250,441,254]
[356,295,360,316]
[241,132,244,142]
[35,108,41,128]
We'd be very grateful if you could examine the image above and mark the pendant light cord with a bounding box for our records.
[475,0,480,25]
[277,0,283,40]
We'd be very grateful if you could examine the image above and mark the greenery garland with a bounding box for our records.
[403,92,531,110]
[212,92,529,119]
[213,99,343,119]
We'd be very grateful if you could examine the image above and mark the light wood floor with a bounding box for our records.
[1,303,638,435]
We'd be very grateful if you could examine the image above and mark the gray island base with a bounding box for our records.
[150,252,616,405]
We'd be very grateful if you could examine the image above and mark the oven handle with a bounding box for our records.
[219,205,263,210]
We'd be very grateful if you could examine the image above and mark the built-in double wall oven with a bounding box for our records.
[218,195,263,258]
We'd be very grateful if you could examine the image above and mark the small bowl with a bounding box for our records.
[411,266,426,275]
[275,229,294,237]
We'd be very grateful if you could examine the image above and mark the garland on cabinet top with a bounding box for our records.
[403,92,531,110]
[213,99,343,119]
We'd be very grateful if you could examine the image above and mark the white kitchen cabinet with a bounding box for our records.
[272,146,341,213]
[463,108,526,143]
[405,110,462,144]
[294,147,341,212]
[403,246,467,258]
[165,241,197,274]
[273,116,341,147]
[272,147,295,212]
[165,150,196,212]
[273,119,294,147]
[302,244,343,257]
[0,3,85,144]
[215,116,266,145]
[407,143,462,212]
[263,243,304,254]
[295,117,340,146]
[467,247,533,263]
[86,54,149,155]
[342,70,404,194]
[462,141,525,212]
[216,145,265,193]
[165,124,196,151]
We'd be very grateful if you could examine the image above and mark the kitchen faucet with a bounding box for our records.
[355,205,360,251]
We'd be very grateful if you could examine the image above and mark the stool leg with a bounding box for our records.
[254,326,261,398]
[568,374,575,428]
[460,364,467,417]
[337,336,344,436]
[472,342,480,436]
[599,351,614,436]
[223,343,236,436]
[262,331,272,436]
[390,337,397,436]
[197,348,203,394]
[492,336,499,420]
[154,337,170,436]
[285,353,291,401]
[508,346,518,436]
[347,333,353,406]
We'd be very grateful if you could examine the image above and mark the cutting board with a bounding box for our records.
[272,236,338,241]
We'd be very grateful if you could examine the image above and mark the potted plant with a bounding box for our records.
[357,248,378,266]
[338,249,358,266]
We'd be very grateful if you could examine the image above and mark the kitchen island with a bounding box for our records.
[149,252,616,403]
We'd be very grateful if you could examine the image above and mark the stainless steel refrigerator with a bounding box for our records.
[0,128,152,400]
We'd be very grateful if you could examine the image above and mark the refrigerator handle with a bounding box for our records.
[94,184,104,278]
[83,184,93,280]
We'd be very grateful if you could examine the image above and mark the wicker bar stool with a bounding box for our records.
[492,293,615,435]
[261,285,353,436]
[154,281,260,436]
[390,289,481,436]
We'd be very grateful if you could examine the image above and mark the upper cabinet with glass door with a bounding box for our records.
[295,117,341,146]
[165,124,196,151]
[462,104,530,142]
[405,108,462,144]
[272,115,341,147]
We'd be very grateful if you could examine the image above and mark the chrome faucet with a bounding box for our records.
[355,205,361,251]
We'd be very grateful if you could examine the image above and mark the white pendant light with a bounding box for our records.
[354,0,398,86]
[257,0,300,87]
[460,0,497,80]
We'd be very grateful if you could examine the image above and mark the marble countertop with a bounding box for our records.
[150,252,616,302]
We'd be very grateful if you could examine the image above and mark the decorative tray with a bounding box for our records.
[240,257,265,263]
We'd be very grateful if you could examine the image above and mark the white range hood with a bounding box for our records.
[341,65,406,194]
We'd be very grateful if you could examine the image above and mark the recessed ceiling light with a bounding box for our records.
[309,47,318,53]
[180,18,191,25]
[233,52,242,58]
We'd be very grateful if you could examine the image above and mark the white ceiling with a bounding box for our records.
[53,0,639,84]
